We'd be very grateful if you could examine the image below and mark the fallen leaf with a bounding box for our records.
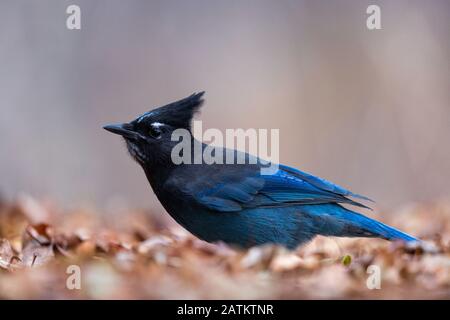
[21,241,54,267]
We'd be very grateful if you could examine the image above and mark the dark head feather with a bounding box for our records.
[133,92,205,131]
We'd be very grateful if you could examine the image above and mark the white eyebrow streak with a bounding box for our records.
[137,113,151,123]
[151,122,165,127]
[137,109,162,123]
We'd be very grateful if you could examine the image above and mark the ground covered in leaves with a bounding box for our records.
[0,196,449,299]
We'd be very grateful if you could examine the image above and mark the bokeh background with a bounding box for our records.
[0,0,449,212]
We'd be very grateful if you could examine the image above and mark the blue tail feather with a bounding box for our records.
[351,214,418,242]
[305,204,419,242]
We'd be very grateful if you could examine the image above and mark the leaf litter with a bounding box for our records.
[0,196,449,299]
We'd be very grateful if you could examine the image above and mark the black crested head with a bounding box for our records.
[134,91,204,132]
[103,91,204,168]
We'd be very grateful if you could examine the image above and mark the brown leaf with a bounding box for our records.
[269,252,303,272]
[240,245,278,269]
[21,241,54,267]
[0,204,28,244]
[0,239,16,270]
[25,224,52,245]
[137,235,173,255]
[75,240,97,257]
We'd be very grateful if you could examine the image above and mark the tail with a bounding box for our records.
[306,204,419,242]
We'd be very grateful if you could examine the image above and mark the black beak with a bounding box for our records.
[103,123,138,140]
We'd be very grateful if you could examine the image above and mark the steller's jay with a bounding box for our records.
[104,92,417,249]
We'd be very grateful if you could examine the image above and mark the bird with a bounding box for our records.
[103,92,418,249]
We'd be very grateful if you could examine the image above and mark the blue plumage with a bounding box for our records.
[104,92,418,249]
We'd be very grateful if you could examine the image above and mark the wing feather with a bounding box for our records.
[183,165,372,212]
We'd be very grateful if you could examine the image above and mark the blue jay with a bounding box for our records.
[104,92,417,249]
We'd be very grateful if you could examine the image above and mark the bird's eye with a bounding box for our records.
[148,125,162,139]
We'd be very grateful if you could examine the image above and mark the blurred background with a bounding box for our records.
[0,0,449,212]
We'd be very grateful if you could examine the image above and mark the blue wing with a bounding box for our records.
[278,164,373,202]
[191,164,372,212]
